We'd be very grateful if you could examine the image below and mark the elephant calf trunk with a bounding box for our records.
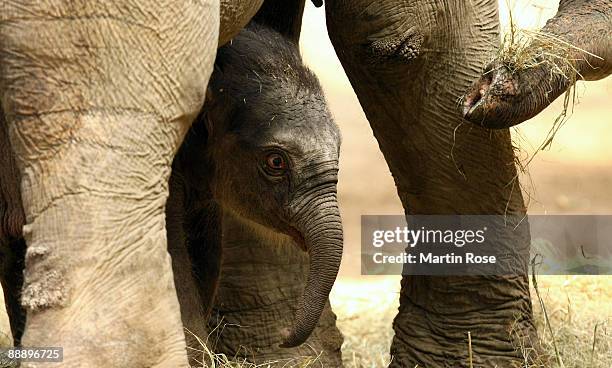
[280,195,343,348]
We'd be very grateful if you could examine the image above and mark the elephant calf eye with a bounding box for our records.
[267,153,286,169]
[264,152,289,176]
[270,155,284,168]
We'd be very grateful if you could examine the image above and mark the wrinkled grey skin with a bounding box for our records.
[325,1,534,367]
[167,22,343,352]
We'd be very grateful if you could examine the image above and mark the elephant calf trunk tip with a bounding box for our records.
[279,327,304,348]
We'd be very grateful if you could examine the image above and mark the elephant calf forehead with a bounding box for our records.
[215,21,341,156]
[239,100,340,151]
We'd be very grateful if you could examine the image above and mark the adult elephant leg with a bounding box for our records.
[208,213,343,367]
[0,106,24,245]
[327,1,535,367]
[0,1,219,366]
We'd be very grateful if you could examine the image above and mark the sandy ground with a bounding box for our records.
[296,1,612,366]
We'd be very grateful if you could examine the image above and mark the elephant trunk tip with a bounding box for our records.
[462,64,551,130]
[462,71,498,126]
[279,327,306,348]
[462,81,486,118]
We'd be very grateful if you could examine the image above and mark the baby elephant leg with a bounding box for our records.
[166,171,223,364]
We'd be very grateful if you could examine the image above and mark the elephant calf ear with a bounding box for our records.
[200,63,235,138]
[252,0,307,44]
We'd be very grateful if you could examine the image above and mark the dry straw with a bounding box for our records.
[185,323,321,368]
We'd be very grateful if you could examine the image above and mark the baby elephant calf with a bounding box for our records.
[167,22,344,349]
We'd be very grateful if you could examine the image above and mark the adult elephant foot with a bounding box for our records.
[326,0,538,366]
[206,213,343,367]
[463,0,612,128]
[0,1,219,366]
[391,275,537,367]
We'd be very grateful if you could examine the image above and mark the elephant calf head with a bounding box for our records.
[177,22,343,348]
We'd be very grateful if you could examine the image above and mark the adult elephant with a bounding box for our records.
[323,0,606,366]
[324,1,535,366]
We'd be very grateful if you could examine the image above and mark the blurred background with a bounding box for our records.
[296,1,612,366]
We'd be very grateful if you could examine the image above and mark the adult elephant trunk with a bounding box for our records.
[281,190,343,348]
[0,1,219,366]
